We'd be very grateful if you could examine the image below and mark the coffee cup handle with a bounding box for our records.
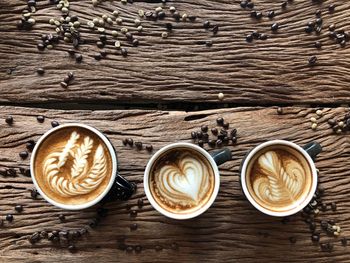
[100,174,136,204]
[303,141,322,160]
[210,148,232,166]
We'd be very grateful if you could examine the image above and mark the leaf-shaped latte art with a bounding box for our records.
[42,132,108,197]
[252,151,306,206]
[153,154,211,208]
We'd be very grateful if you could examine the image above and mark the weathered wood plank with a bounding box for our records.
[1,1,350,105]
[0,105,349,262]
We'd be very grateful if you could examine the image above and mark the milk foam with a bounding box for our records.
[151,152,214,213]
[252,150,307,208]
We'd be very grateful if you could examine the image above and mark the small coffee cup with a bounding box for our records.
[144,142,232,220]
[240,140,322,217]
[30,123,135,210]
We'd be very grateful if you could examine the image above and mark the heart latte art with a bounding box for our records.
[247,146,312,212]
[149,148,215,214]
[33,127,113,206]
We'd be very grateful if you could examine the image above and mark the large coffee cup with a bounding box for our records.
[144,142,232,220]
[30,123,135,210]
[240,140,322,217]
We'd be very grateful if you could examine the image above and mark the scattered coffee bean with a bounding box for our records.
[145,145,153,152]
[126,246,133,253]
[126,138,134,146]
[15,205,23,213]
[36,115,45,123]
[75,54,83,63]
[51,121,59,127]
[130,210,137,217]
[311,233,320,242]
[277,107,283,115]
[58,214,66,222]
[198,140,204,147]
[328,4,335,13]
[68,245,77,253]
[320,242,333,252]
[29,232,41,244]
[135,142,143,150]
[6,214,14,222]
[223,122,229,129]
[37,68,45,75]
[130,223,138,231]
[5,116,13,125]
[331,202,337,211]
[30,188,38,199]
[341,237,347,246]
[8,168,16,177]
[122,138,128,146]
[137,199,144,208]
[19,151,29,159]
[309,55,317,66]
[135,245,142,253]
[40,231,48,238]
[216,117,224,125]
[271,23,279,31]
[201,125,208,133]
[203,21,210,29]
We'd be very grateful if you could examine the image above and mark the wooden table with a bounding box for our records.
[1,0,350,262]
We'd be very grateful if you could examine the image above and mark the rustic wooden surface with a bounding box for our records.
[1,0,350,105]
[0,106,349,262]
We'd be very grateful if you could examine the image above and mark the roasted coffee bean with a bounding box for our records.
[212,25,219,35]
[68,49,75,57]
[216,117,224,125]
[203,20,210,29]
[223,122,229,129]
[259,33,268,40]
[29,232,41,244]
[309,222,316,231]
[211,128,218,135]
[126,138,134,146]
[271,23,279,31]
[6,214,13,222]
[198,140,204,147]
[246,34,253,42]
[320,242,333,252]
[37,115,45,123]
[122,138,128,145]
[30,188,38,199]
[305,26,313,34]
[5,116,13,125]
[51,121,59,127]
[126,246,133,253]
[267,10,275,18]
[331,202,337,211]
[220,129,228,135]
[137,199,144,208]
[75,54,83,63]
[208,139,216,147]
[311,233,320,242]
[289,236,296,244]
[130,210,137,217]
[89,218,98,228]
[0,168,7,176]
[130,223,138,231]
[135,245,142,253]
[37,68,45,75]
[328,4,335,13]
[15,205,23,213]
[308,55,317,65]
[121,48,128,57]
[277,107,283,114]
[240,0,248,8]
[246,2,254,8]
[191,131,197,139]
[68,245,77,253]
[146,145,153,152]
[58,214,66,222]
[202,133,209,141]
[26,140,35,151]
[40,230,48,238]
[341,237,348,246]
[201,125,208,133]
[216,139,223,147]
[314,41,322,49]
[321,203,327,212]
[19,151,29,159]
[8,168,16,177]
[329,24,335,31]
[315,9,322,17]
[135,142,143,150]
[196,131,203,139]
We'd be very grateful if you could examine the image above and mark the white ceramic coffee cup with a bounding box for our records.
[30,123,118,210]
[240,140,321,217]
[144,142,231,220]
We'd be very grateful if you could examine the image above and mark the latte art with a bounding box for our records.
[43,131,108,197]
[33,126,113,206]
[246,146,312,212]
[149,148,215,214]
[253,151,306,206]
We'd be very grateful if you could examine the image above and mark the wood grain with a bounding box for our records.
[1,0,350,106]
[0,105,350,262]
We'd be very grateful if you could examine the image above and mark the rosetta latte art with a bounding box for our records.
[154,154,211,208]
[42,131,108,197]
[252,151,306,206]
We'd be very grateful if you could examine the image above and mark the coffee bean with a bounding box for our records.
[51,121,59,127]
[216,139,223,147]
[68,49,75,57]
[26,140,35,151]
[210,128,218,135]
[212,25,219,35]
[75,53,83,63]
[30,188,38,199]
[122,138,128,146]
[130,210,137,217]
[246,34,253,43]
[0,168,7,176]
[135,142,143,150]
[328,4,335,13]
[198,140,204,147]
[246,2,254,8]
[240,1,248,8]
[281,1,287,9]
[58,214,66,222]
[203,21,210,29]
[126,246,133,253]
[341,237,347,246]
[289,236,296,244]
[130,223,138,231]
[223,122,229,129]
[277,107,283,115]
[29,232,41,244]
[331,202,337,211]
[19,151,29,159]
[320,242,333,252]
[137,199,144,208]
[327,119,336,126]
[6,214,13,222]
[191,131,197,139]
[205,40,213,47]
[5,116,13,125]
[37,43,45,51]
[36,115,45,123]
[308,55,317,66]
[315,9,322,17]
[259,33,268,40]
[15,205,23,213]
[127,138,134,146]
[311,233,320,242]
[135,245,142,253]
[37,68,45,75]
[201,125,208,133]
[216,117,224,125]
[121,48,128,57]
[267,10,275,18]
[321,203,327,212]
[89,218,98,228]
[314,41,322,49]
[329,24,335,32]
[40,230,48,238]
[271,23,279,31]
[68,245,77,253]
[146,145,153,152]
[305,26,313,34]
[59,231,69,239]
[309,222,316,231]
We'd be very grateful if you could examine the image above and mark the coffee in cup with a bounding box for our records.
[144,142,231,219]
[31,123,134,210]
[240,140,321,217]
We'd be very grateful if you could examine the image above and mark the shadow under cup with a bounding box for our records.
[240,140,321,217]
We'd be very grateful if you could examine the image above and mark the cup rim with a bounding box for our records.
[30,123,117,210]
[240,139,318,217]
[144,142,221,220]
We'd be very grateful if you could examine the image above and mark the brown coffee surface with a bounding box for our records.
[34,126,113,206]
[246,145,312,213]
[149,147,215,215]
